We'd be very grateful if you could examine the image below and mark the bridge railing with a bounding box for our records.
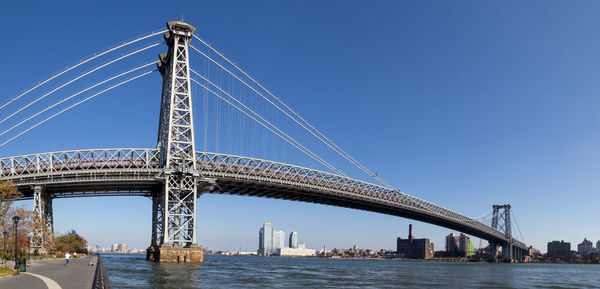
[0,148,159,176]
[1,148,521,245]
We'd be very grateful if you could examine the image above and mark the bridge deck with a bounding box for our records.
[0,148,527,250]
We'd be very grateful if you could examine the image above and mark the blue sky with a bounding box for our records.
[1,0,600,252]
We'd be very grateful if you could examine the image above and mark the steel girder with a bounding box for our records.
[156,21,198,247]
[0,148,527,250]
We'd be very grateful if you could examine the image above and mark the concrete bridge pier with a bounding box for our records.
[514,246,523,262]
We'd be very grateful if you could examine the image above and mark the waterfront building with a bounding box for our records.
[577,238,593,257]
[597,240,600,251]
[445,234,459,256]
[547,240,570,259]
[111,243,119,253]
[443,233,474,257]
[289,231,298,249]
[396,224,434,259]
[258,222,274,256]
[458,234,470,256]
[277,247,316,257]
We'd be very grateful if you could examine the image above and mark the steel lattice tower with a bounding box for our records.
[490,204,512,261]
[153,21,198,248]
[31,185,53,250]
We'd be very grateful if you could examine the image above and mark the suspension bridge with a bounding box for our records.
[0,20,529,262]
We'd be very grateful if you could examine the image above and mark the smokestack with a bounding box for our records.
[409,224,413,240]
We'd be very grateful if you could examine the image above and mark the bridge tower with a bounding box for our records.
[147,20,204,263]
[31,185,53,252]
[490,204,512,262]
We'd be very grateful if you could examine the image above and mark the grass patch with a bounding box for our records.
[0,266,18,277]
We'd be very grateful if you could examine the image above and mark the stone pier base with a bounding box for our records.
[146,245,204,263]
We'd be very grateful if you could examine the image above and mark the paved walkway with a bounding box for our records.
[0,255,97,289]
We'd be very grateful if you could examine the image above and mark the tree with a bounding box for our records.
[54,230,87,254]
[0,181,23,257]
[0,181,21,233]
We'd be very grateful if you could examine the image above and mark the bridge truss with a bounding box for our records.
[0,148,527,252]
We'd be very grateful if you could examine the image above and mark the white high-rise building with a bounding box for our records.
[289,232,298,249]
[274,230,285,251]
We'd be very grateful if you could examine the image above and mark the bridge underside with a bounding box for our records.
[11,174,509,245]
[214,179,509,244]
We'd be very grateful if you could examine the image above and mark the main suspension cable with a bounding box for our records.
[0,29,166,112]
[0,70,156,147]
[0,42,162,126]
[0,62,157,138]
[474,208,494,221]
[190,77,344,175]
[189,42,392,187]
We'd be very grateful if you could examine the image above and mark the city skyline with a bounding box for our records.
[2,1,600,252]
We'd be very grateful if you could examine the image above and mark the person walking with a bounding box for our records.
[65,252,71,265]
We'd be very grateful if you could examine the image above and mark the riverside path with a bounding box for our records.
[0,255,98,289]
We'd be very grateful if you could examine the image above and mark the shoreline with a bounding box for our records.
[202,254,600,264]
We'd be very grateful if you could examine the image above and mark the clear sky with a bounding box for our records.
[1,0,600,253]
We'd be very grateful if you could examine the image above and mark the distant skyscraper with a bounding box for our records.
[257,223,287,256]
[111,243,119,253]
[121,242,127,253]
[258,222,274,256]
[274,230,285,251]
[259,228,264,254]
[289,232,298,249]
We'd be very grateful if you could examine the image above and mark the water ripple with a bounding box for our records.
[102,254,600,289]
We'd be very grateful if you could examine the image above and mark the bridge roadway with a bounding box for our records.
[0,148,526,250]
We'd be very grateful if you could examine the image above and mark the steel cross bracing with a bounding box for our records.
[155,21,199,247]
[491,204,517,260]
[0,148,526,250]
[31,185,53,248]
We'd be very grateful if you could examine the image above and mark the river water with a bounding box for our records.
[101,254,599,288]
